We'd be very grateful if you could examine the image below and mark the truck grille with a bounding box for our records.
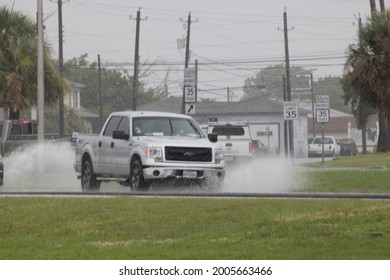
[165,146,212,162]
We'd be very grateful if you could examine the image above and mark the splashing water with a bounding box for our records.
[1,142,301,193]
[223,157,300,193]
[2,142,80,192]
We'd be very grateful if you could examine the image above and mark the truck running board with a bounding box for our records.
[96,177,127,182]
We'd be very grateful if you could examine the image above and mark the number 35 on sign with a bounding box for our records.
[283,101,299,120]
[185,86,196,103]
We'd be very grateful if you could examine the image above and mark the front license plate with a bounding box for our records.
[224,156,233,161]
[183,171,197,179]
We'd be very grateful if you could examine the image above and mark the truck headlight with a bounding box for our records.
[146,147,162,162]
[215,150,224,164]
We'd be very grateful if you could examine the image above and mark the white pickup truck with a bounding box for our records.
[308,136,341,158]
[74,111,225,192]
[207,122,253,164]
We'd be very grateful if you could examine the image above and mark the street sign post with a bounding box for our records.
[184,68,196,87]
[184,67,197,115]
[315,95,330,164]
[184,86,196,103]
[283,101,299,120]
[316,109,330,123]
[185,103,196,114]
[316,95,329,109]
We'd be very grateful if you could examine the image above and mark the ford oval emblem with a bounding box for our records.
[184,152,195,157]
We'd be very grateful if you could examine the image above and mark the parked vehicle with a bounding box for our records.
[0,120,63,187]
[308,136,341,158]
[74,111,225,192]
[207,122,253,163]
[0,120,59,156]
[337,138,358,156]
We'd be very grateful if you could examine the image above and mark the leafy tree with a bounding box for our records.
[242,65,289,99]
[63,54,164,121]
[315,76,351,113]
[0,5,62,119]
[242,66,349,114]
[344,10,390,152]
[341,73,376,154]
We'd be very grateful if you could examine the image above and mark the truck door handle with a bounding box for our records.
[98,141,102,148]
[111,142,114,148]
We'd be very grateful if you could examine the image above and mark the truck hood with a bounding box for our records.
[136,136,222,149]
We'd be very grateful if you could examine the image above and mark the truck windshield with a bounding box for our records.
[133,117,204,138]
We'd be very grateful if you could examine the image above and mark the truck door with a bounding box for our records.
[96,115,122,174]
[111,116,131,175]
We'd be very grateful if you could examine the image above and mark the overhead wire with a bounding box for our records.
[58,0,359,100]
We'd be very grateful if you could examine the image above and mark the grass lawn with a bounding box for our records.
[296,153,390,193]
[0,196,389,260]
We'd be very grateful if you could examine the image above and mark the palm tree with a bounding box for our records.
[0,5,62,119]
[344,10,390,152]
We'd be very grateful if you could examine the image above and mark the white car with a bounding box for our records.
[308,136,341,158]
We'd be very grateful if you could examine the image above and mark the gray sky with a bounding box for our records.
[3,0,374,100]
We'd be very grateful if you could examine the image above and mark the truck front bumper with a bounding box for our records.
[143,166,225,182]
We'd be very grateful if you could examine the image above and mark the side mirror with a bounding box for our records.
[112,130,129,140]
[208,133,218,143]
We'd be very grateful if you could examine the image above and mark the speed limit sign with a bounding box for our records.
[283,101,299,120]
[184,86,196,103]
[316,109,330,123]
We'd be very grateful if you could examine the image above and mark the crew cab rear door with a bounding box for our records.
[97,115,122,174]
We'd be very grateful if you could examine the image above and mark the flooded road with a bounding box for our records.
[1,142,305,193]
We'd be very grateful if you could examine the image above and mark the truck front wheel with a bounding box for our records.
[130,159,150,191]
[81,159,101,192]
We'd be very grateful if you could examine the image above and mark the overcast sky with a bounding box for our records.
[3,0,375,101]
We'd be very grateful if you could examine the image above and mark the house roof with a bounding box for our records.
[138,95,311,115]
[65,79,85,89]
[74,106,99,119]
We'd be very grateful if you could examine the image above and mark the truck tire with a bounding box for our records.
[130,159,150,191]
[81,159,101,192]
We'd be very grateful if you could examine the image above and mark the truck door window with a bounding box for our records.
[117,117,130,135]
[103,116,122,137]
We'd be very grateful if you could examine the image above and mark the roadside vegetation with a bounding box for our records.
[1,153,390,260]
[298,153,390,193]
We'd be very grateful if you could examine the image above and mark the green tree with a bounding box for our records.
[63,54,164,119]
[315,76,351,113]
[0,5,62,119]
[344,10,390,152]
[242,66,349,114]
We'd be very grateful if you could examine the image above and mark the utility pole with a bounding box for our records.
[195,59,198,104]
[98,54,103,128]
[370,0,385,13]
[227,87,230,102]
[370,0,377,12]
[310,73,315,138]
[58,0,65,137]
[37,0,45,143]
[282,76,288,156]
[379,0,385,11]
[130,8,146,111]
[181,12,197,114]
[132,9,140,111]
[282,9,294,157]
